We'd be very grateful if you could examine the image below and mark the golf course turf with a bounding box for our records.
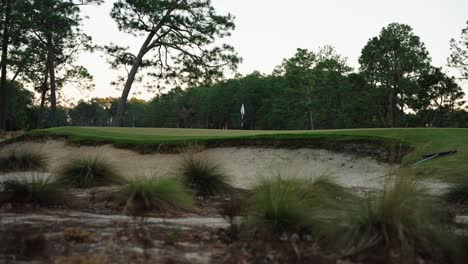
[7,126,468,181]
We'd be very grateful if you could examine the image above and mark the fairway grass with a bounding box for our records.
[10,127,468,181]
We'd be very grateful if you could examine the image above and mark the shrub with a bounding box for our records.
[445,177,468,204]
[320,176,462,263]
[119,176,193,216]
[0,148,47,172]
[247,174,351,236]
[179,153,232,197]
[56,156,124,188]
[1,175,64,206]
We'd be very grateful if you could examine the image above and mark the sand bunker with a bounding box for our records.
[0,140,401,190]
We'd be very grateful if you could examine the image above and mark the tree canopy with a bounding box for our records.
[359,23,432,127]
[449,21,468,79]
[107,0,240,126]
[0,6,467,132]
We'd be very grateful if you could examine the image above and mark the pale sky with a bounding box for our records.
[71,0,468,102]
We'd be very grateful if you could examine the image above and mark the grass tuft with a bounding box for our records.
[0,148,47,172]
[56,156,124,188]
[319,175,462,262]
[178,152,232,197]
[445,177,468,204]
[1,175,64,206]
[119,176,193,216]
[247,173,352,236]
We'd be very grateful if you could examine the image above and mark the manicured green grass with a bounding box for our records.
[13,126,468,181]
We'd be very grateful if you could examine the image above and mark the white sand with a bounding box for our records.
[0,140,401,190]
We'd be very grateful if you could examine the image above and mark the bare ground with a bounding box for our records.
[0,140,461,263]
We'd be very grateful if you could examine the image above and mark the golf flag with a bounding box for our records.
[240,104,245,129]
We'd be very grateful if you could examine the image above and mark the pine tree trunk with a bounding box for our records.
[37,69,48,129]
[113,60,141,127]
[37,88,47,129]
[309,111,314,130]
[387,92,396,128]
[113,32,155,127]
[0,0,11,131]
[46,35,57,127]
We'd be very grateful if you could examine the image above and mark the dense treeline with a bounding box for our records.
[14,50,468,130]
[7,35,468,130]
[1,1,468,131]
[63,69,468,129]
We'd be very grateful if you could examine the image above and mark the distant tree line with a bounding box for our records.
[1,1,468,131]
[10,38,468,130]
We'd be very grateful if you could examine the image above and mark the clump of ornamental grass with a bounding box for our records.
[319,175,462,263]
[0,147,47,172]
[119,176,194,217]
[55,156,124,188]
[178,152,232,197]
[246,173,353,236]
[1,175,64,206]
[445,176,468,204]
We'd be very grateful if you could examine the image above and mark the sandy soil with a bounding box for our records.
[0,140,465,263]
[0,140,400,190]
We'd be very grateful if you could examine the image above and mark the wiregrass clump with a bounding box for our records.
[247,174,353,236]
[320,176,462,263]
[445,177,468,204]
[1,175,64,206]
[56,156,124,188]
[119,176,193,216]
[0,147,47,172]
[179,152,232,197]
